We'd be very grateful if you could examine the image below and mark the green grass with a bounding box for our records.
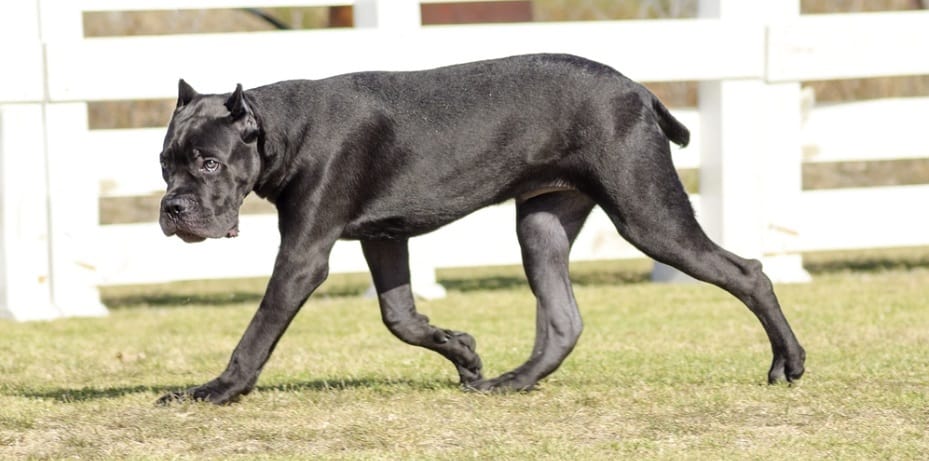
[2,255,928,460]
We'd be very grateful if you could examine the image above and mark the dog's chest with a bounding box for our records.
[342,213,449,240]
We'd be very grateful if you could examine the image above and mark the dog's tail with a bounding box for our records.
[651,96,690,148]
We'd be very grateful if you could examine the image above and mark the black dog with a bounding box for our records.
[157,54,804,404]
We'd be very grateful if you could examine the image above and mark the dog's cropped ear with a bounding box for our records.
[225,83,249,119]
[177,79,197,108]
[224,84,259,143]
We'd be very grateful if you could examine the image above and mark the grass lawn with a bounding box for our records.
[1,254,927,460]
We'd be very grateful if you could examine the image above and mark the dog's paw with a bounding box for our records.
[463,372,537,393]
[441,330,484,385]
[767,346,806,385]
[155,379,246,406]
[456,362,484,386]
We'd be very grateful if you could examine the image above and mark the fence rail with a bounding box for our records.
[45,19,764,102]
[1,0,927,320]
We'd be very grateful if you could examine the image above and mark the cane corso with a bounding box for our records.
[156,53,805,404]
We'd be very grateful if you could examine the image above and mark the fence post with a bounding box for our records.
[354,0,445,299]
[654,0,809,283]
[0,0,60,320]
[355,0,422,29]
[0,104,62,321]
[756,0,811,282]
[37,0,109,317]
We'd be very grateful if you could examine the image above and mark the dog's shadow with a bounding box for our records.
[11,378,455,403]
[13,384,170,403]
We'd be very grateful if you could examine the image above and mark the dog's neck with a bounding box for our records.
[244,86,307,203]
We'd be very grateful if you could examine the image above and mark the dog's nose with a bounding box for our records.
[162,195,191,216]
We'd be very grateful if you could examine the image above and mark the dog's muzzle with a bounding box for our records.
[159,195,239,242]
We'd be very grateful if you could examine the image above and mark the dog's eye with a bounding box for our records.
[201,159,221,173]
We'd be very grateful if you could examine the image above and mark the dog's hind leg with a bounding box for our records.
[587,131,805,384]
[469,190,595,392]
[362,239,484,385]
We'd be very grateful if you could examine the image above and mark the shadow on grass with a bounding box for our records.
[100,248,929,309]
[9,378,458,403]
[439,274,528,292]
[104,272,651,308]
[255,377,457,393]
[11,384,176,403]
[437,260,651,292]
[101,292,264,308]
[804,249,929,274]
[101,280,369,309]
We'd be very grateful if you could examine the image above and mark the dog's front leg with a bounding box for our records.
[361,239,483,385]
[158,236,336,405]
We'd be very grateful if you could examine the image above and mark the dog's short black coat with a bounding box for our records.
[157,53,804,404]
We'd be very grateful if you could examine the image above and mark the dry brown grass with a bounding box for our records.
[2,254,928,459]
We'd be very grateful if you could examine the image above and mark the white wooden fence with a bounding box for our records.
[1,0,928,320]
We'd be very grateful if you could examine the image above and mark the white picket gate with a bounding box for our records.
[1,0,928,320]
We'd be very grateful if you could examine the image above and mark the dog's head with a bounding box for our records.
[159,80,261,243]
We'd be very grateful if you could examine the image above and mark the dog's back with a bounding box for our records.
[322,53,687,147]
[279,54,690,239]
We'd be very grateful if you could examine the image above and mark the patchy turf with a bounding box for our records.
[1,257,928,459]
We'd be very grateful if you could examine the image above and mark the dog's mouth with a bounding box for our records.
[162,218,239,243]
[175,230,207,243]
